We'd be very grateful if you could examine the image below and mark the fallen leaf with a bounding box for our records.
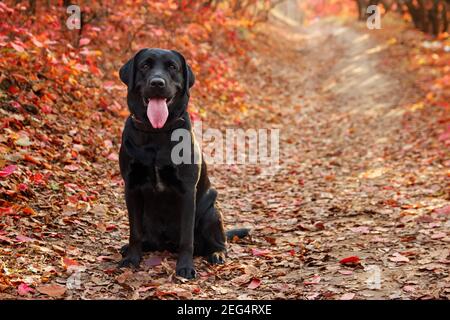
[403,285,416,292]
[247,278,261,289]
[79,38,91,46]
[11,42,25,52]
[339,256,361,265]
[17,283,34,296]
[62,257,79,269]
[338,269,353,275]
[340,292,355,300]
[431,232,446,239]
[116,270,133,284]
[15,136,32,147]
[251,248,271,256]
[16,234,34,242]
[350,226,370,234]
[435,205,450,215]
[389,253,410,263]
[0,165,17,178]
[36,284,66,297]
[62,257,85,273]
[144,256,162,267]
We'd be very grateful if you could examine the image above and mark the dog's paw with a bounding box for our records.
[176,266,196,279]
[207,251,226,265]
[119,244,129,257]
[118,253,141,268]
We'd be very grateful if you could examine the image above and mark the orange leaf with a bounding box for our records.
[62,257,79,270]
[22,206,36,215]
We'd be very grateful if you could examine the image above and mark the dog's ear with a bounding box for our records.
[171,50,195,96]
[187,64,195,90]
[119,48,147,90]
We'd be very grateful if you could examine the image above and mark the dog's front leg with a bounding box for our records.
[119,187,143,268]
[176,191,196,279]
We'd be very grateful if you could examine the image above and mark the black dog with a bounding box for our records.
[118,48,248,279]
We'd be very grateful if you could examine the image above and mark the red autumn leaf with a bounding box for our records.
[339,256,361,265]
[17,283,34,296]
[314,221,325,230]
[251,248,271,256]
[10,101,21,109]
[22,206,36,215]
[106,224,117,231]
[0,207,14,214]
[40,104,53,114]
[0,165,17,177]
[7,85,20,94]
[62,257,79,270]
[31,172,44,184]
[247,278,261,289]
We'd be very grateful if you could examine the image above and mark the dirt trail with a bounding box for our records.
[209,18,449,299]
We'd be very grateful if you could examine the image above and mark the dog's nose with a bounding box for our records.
[150,78,165,88]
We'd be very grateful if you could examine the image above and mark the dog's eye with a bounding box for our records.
[141,63,151,70]
[168,63,178,71]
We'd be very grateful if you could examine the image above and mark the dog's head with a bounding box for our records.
[119,48,195,129]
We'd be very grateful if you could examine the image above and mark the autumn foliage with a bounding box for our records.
[0,0,272,274]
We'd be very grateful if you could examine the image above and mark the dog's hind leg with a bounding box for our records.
[196,189,227,264]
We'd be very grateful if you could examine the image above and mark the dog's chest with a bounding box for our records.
[127,147,183,194]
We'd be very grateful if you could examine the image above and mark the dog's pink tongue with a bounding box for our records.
[147,98,168,129]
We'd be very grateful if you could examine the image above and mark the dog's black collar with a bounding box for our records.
[130,114,186,133]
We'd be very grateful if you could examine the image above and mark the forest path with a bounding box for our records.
[206,18,449,299]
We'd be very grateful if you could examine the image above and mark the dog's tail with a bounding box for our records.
[226,228,251,241]
[198,189,251,241]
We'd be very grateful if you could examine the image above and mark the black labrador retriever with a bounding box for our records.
[118,48,248,279]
